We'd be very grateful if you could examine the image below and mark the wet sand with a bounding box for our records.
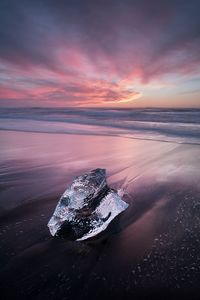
[1,130,200,299]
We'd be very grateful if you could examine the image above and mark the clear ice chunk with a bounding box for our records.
[48,168,129,241]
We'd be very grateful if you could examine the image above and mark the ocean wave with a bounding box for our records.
[0,107,200,144]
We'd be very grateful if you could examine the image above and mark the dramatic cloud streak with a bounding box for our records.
[0,0,200,106]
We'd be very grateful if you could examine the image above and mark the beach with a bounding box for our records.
[1,108,200,299]
[1,0,200,298]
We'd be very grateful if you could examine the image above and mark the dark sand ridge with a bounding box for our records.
[1,131,200,299]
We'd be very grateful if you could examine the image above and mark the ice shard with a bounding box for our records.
[48,168,128,241]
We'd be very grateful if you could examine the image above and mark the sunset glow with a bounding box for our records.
[0,0,200,108]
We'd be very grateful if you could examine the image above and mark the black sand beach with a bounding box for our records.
[1,128,200,300]
[1,0,200,296]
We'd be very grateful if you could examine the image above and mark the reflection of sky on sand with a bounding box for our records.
[1,130,200,211]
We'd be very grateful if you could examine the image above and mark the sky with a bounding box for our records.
[0,0,200,108]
